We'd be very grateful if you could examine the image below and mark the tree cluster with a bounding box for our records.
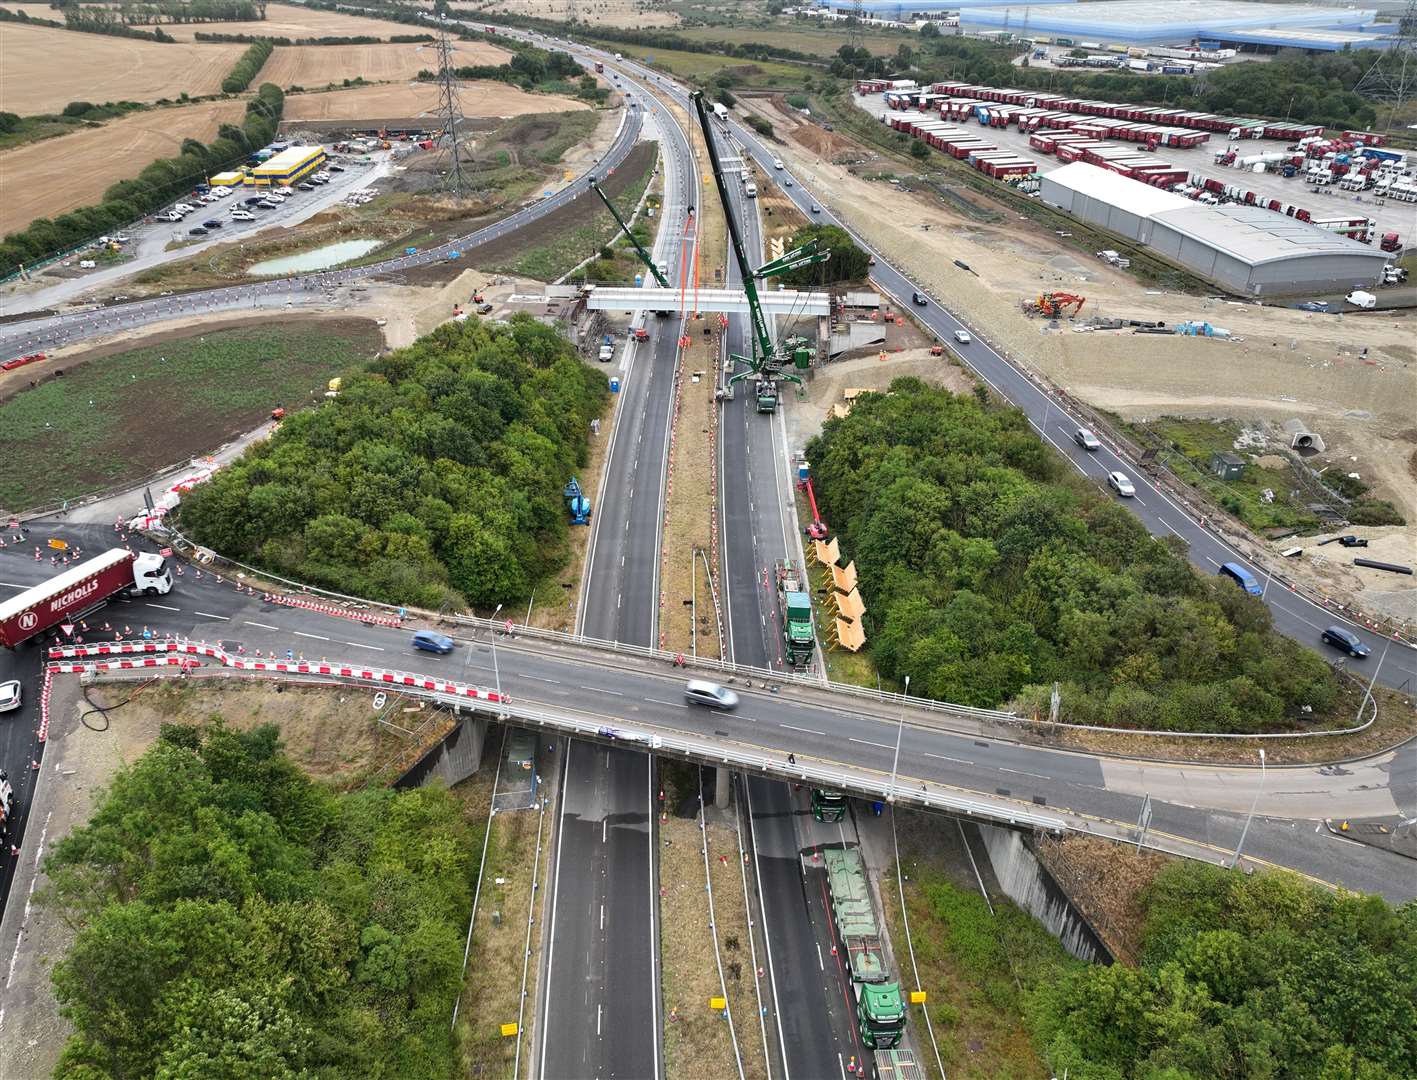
[1030,863,1417,1079]
[56,0,265,24]
[41,722,478,1080]
[0,83,283,277]
[779,223,869,286]
[196,30,433,44]
[221,38,274,93]
[806,380,1338,731]
[179,317,608,610]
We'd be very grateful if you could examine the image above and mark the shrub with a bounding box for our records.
[221,39,274,94]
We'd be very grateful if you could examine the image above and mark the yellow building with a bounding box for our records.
[250,146,326,187]
[209,170,246,187]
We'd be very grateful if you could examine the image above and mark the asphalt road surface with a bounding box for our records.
[539,67,698,1080]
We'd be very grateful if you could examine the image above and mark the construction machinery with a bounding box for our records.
[1036,291,1086,317]
[755,379,779,414]
[588,177,670,288]
[773,559,816,666]
[563,477,591,525]
[802,476,828,540]
[690,91,830,407]
[823,848,907,1049]
[811,788,848,822]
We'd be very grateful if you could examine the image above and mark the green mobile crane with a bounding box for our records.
[689,91,830,407]
[588,177,669,288]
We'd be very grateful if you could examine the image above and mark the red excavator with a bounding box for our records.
[1037,291,1086,317]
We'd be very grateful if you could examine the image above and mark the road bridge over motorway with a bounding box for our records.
[586,285,831,315]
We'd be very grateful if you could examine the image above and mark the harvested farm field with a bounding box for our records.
[253,38,507,88]
[0,100,244,236]
[283,81,587,122]
[474,0,680,27]
[162,2,423,41]
[0,24,244,114]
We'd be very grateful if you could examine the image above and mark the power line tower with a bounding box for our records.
[848,0,864,52]
[1355,0,1416,112]
[434,16,466,194]
[566,0,578,25]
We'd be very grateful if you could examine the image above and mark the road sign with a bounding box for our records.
[61,624,74,636]
[910,990,927,1004]
[159,547,172,557]
[710,996,726,1011]
[47,538,68,550]
[500,1023,518,1037]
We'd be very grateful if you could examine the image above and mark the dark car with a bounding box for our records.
[298,182,315,191]
[329,164,346,172]
[1297,300,1329,312]
[188,226,208,236]
[1321,625,1370,658]
[911,291,928,306]
[411,630,455,655]
[202,219,222,229]
[244,197,264,206]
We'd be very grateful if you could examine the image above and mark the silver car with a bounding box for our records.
[0,680,20,713]
[1074,427,1101,451]
[684,680,738,710]
[1107,471,1136,497]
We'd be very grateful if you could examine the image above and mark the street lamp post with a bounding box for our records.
[888,674,909,802]
[1229,748,1266,869]
[490,603,504,707]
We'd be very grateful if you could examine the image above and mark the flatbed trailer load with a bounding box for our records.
[823,847,905,1048]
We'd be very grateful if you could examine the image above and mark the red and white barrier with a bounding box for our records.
[264,594,403,627]
[47,640,506,704]
[37,666,54,743]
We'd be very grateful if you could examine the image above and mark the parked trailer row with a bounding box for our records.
[886,113,1038,183]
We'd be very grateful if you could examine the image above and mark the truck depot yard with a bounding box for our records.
[0,23,245,114]
[0,100,245,238]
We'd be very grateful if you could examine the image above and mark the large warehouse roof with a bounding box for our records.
[1149,205,1380,267]
[1042,161,1191,218]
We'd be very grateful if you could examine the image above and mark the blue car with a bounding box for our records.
[1218,561,1263,596]
[411,630,455,654]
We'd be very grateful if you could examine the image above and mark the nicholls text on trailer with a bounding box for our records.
[0,548,172,648]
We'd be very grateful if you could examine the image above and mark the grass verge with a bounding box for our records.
[0,320,381,511]
[454,737,549,1074]
[882,810,1080,1080]
[602,40,808,90]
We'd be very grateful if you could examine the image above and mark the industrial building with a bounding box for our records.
[958,1,1392,52]
[1040,162,1390,295]
[250,146,327,187]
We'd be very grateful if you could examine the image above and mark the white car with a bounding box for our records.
[174,203,195,213]
[0,680,21,713]
[230,209,255,220]
[953,329,971,344]
[1107,471,1136,497]
[772,158,784,169]
[265,192,286,202]
[163,211,184,222]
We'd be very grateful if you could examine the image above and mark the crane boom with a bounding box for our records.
[589,177,670,288]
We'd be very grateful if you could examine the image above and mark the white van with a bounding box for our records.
[1345,290,1377,309]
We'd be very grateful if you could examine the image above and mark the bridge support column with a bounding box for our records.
[715,766,731,809]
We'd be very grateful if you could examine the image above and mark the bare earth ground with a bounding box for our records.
[0,100,245,236]
[253,39,507,88]
[760,103,1417,621]
[162,2,427,41]
[283,79,587,121]
[0,24,244,113]
[468,0,680,27]
[1033,835,1172,965]
[0,674,441,1080]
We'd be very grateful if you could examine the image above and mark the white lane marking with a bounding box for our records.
[1133,495,1147,507]
[849,736,894,750]
[293,631,329,640]
[0,581,30,589]
[344,641,384,651]
[521,674,561,684]
[1158,518,1186,539]
[585,686,624,696]
[646,697,687,708]
[194,611,229,620]
[780,723,825,735]
[244,620,278,630]
[923,752,975,766]
[144,602,180,611]
[815,941,824,971]
[998,766,1050,780]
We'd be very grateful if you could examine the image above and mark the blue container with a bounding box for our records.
[797,461,810,483]
[610,377,621,393]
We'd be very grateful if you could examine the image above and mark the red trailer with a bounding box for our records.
[1344,130,1385,146]
[0,548,173,649]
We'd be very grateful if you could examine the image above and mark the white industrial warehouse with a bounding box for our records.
[1040,163,1391,295]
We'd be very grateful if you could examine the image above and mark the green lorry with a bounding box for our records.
[773,559,815,667]
[811,788,847,822]
[823,848,906,1049]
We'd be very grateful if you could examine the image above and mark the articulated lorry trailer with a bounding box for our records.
[0,548,172,649]
[823,847,906,1049]
[773,559,815,666]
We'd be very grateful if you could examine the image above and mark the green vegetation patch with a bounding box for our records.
[1030,862,1417,1078]
[0,320,379,511]
[806,379,1339,733]
[614,42,806,90]
[40,722,481,1079]
[179,317,608,610]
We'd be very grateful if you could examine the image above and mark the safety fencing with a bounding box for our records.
[46,640,507,704]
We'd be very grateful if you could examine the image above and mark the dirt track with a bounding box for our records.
[0,23,243,113]
[283,80,587,122]
[253,38,506,88]
[0,100,245,236]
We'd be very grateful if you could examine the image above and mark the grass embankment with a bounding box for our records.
[658,764,767,1079]
[0,320,380,511]
[488,143,658,281]
[608,41,808,91]
[881,811,1080,1080]
[1122,415,1404,533]
[455,734,549,1074]
[675,23,906,59]
[0,101,149,152]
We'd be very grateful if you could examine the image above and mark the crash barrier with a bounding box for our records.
[47,639,506,704]
[265,593,403,627]
[37,666,54,743]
